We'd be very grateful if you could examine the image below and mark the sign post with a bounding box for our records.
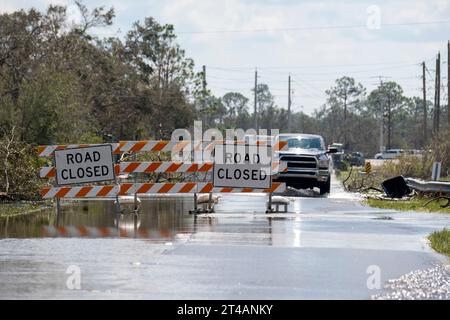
[432,162,442,181]
[365,161,372,175]
[51,155,62,225]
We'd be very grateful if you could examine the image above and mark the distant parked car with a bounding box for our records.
[329,143,344,153]
[329,142,345,170]
[406,149,424,156]
[346,152,365,166]
[374,149,404,160]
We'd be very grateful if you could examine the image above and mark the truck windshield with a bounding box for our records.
[280,136,324,150]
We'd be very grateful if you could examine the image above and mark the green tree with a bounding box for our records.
[222,92,249,127]
[124,17,196,137]
[325,76,365,147]
[252,83,275,129]
[368,81,404,150]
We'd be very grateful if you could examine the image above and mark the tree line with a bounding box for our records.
[0,2,448,198]
[0,2,202,145]
[205,76,442,158]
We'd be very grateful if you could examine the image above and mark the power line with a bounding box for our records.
[207,62,421,76]
[178,20,450,35]
[206,61,429,70]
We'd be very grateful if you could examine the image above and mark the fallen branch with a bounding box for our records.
[342,166,353,190]
[424,196,450,208]
[361,186,383,193]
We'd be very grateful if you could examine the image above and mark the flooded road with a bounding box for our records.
[0,180,449,299]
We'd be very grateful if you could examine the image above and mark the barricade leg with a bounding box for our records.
[266,192,289,213]
[190,192,215,214]
[114,178,121,221]
[190,193,199,214]
[56,198,61,215]
[55,198,61,226]
[207,192,213,213]
[266,192,274,213]
[133,192,139,215]
[132,150,139,215]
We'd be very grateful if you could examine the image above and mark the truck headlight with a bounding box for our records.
[318,154,329,168]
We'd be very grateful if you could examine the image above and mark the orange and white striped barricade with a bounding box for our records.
[38,140,288,215]
[115,140,191,154]
[40,182,286,199]
[40,185,120,199]
[39,161,286,178]
[116,140,288,154]
[196,182,286,194]
[37,143,121,157]
[38,144,121,218]
[116,140,205,212]
[114,140,287,214]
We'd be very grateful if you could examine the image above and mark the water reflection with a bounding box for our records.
[0,197,194,239]
[0,196,304,248]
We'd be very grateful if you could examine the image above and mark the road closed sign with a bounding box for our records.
[213,144,272,189]
[54,145,115,186]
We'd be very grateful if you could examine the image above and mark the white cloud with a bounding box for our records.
[1,0,449,113]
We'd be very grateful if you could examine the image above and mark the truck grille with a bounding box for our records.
[287,162,316,169]
[280,156,316,162]
[279,155,318,172]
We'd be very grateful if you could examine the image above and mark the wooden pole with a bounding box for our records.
[422,62,427,144]
[448,41,450,129]
[254,69,258,130]
[288,74,291,132]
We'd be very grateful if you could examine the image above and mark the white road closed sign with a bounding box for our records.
[213,144,272,189]
[54,145,115,186]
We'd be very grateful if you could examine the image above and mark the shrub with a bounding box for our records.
[0,127,43,200]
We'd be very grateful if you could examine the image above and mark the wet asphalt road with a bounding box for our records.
[0,179,449,299]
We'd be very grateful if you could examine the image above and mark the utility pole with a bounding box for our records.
[379,79,384,153]
[254,68,258,130]
[434,53,441,133]
[371,76,389,152]
[437,52,441,132]
[448,41,450,129]
[202,65,207,92]
[288,74,292,133]
[422,61,427,145]
[202,65,207,126]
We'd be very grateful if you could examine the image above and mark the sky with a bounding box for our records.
[1,0,449,114]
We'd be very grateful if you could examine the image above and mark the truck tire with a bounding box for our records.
[319,177,331,195]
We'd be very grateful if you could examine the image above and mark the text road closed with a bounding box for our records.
[213,145,272,189]
[54,145,115,186]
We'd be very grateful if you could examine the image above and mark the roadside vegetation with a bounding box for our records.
[428,229,450,257]
[338,136,450,214]
[0,202,50,218]
[364,198,450,214]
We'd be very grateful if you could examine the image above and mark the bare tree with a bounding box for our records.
[0,127,16,196]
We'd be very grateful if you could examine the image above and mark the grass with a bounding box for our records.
[428,229,450,257]
[364,198,450,214]
[0,202,51,218]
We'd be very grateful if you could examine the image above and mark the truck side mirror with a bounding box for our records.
[326,147,338,154]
